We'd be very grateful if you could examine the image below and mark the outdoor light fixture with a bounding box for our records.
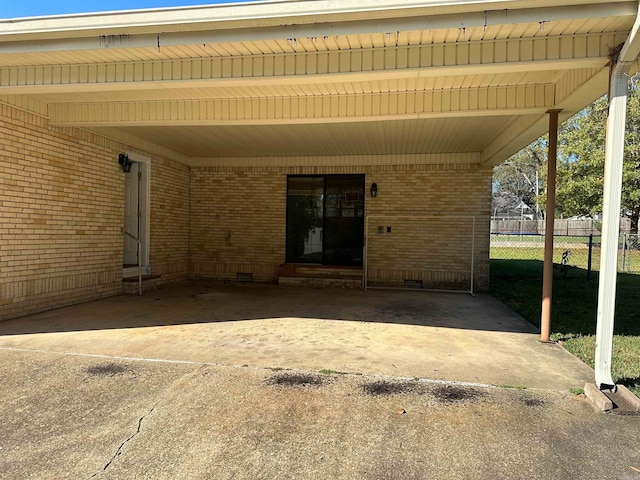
[370,183,378,198]
[118,153,133,173]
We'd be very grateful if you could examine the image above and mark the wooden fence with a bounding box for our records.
[490,218,632,236]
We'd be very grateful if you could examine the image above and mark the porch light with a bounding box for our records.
[118,153,133,173]
[370,183,378,198]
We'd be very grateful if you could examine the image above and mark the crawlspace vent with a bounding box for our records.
[404,279,424,289]
[236,272,254,282]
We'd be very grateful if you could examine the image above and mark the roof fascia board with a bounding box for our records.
[1,0,629,38]
[0,2,635,51]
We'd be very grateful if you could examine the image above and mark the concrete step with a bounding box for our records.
[280,264,362,277]
[278,264,363,288]
[278,276,362,289]
[122,274,161,294]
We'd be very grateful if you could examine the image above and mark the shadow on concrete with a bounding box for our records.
[0,281,538,337]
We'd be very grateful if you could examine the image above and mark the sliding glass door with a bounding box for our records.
[286,174,364,266]
[286,176,324,263]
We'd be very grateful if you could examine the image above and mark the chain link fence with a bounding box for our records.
[620,234,640,273]
[490,233,635,277]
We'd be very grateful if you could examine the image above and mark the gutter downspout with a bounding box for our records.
[595,1,640,390]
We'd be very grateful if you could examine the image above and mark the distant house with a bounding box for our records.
[1,0,638,319]
[492,192,535,220]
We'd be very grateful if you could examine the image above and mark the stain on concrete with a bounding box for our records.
[520,396,545,408]
[361,380,424,396]
[85,363,129,377]
[266,373,326,388]
[431,385,485,403]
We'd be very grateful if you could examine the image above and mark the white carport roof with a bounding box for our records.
[0,0,637,165]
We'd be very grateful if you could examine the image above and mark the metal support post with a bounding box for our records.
[587,234,593,280]
[540,109,561,343]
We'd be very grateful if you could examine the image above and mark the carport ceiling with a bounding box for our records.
[92,116,515,157]
[0,0,637,164]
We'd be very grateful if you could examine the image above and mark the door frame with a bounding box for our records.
[123,151,151,275]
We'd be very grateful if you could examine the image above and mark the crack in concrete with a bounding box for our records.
[88,401,159,479]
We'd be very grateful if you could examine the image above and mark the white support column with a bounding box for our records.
[595,71,629,390]
[595,2,640,390]
[593,0,640,392]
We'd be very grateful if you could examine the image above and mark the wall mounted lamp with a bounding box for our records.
[370,182,378,198]
[118,153,133,173]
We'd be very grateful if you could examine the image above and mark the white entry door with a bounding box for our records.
[123,156,151,275]
[124,162,140,265]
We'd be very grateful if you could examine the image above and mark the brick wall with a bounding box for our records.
[190,167,286,282]
[1,100,491,321]
[190,161,492,291]
[0,103,189,320]
[150,157,190,283]
[366,163,491,290]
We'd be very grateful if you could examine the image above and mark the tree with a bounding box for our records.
[556,98,607,218]
[492,191,526,216]
[557,77,640,233]
[493,137,547,219]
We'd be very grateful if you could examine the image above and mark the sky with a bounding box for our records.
[0,0,259,19]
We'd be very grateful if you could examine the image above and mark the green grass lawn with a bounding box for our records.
[490,251,640,397]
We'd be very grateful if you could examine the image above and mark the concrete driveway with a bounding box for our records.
[1,281,639,479]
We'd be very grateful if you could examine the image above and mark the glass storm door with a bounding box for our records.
[286,175,364,266]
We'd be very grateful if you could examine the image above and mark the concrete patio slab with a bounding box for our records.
[0,281,593,391]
